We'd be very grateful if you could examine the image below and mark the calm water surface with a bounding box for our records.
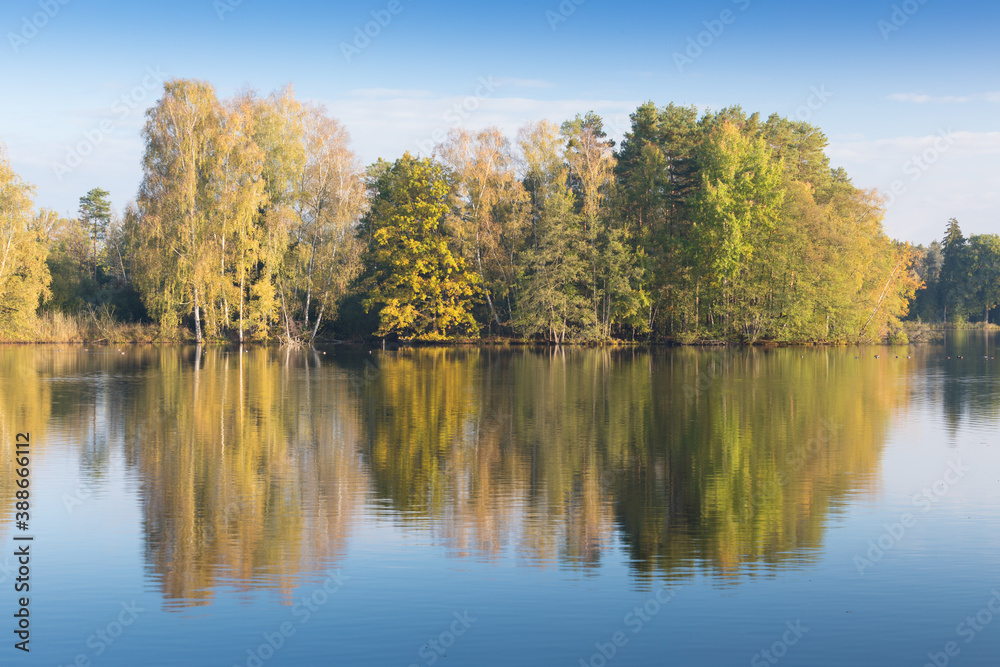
[2,334,999,666]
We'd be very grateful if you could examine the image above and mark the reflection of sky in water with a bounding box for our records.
[1,339,998,666]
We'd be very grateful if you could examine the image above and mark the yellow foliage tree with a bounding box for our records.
[362,154,481,340]
[0,145,50,337]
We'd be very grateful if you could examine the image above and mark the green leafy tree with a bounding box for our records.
[516,183,594,342]
[563,113,643,339]
[361,154,481,340]
[78,187,111,280]
[760,115,834,198]
[689,121,784,339]
[515,120,597,341]
[967,234,1000,323]
[614,103,703,336]
[939,218,970,322]
[908,241,944,321]
[43,215,92,312]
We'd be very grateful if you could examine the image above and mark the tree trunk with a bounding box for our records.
[304,238,317,328]
[695,280,700,335]
[278,283,293,343]
[311,303,325,344]
[238,272,245,344]
[477,241,501,328]
[193,288,203,344]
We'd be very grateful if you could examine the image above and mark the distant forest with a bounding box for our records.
[1,79,996,344]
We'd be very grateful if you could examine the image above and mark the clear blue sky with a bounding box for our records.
[1,0,997,243]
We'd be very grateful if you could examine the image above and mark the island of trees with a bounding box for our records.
[1,79,996,345]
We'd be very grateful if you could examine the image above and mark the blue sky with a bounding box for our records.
[1,0,997,243]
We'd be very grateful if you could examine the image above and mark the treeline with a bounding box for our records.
[909,218,1000,324]
[0,78,937,343]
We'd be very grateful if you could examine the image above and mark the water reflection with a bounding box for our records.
[0,343,952,607]
[938,330,1000,432]
[128,347,367,608]
[357,347,900,581]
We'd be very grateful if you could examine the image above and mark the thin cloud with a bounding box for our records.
[829,131,1000,164]
[493,78,553,89]
[887,92,1000,104]
[346,88,434,99]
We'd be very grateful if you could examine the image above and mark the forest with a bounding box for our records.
[1,78,994,345]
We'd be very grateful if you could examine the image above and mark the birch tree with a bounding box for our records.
[437,127,528,331]
[282,103,366,343]
[0,145,49,335]
[207,93,269,343]
[136,79,222,342]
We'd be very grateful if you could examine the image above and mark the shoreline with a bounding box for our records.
[3,319,996,347]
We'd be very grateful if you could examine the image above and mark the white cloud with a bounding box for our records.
[828,131,1000,164]
[828,131,1000,242]
[325,94,638,162]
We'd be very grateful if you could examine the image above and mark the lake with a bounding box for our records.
[2,334,999,666]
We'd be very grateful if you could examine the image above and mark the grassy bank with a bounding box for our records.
[1,307,163,344]
[6,311,995,347]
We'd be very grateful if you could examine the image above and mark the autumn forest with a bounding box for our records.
[2,78,996,345]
